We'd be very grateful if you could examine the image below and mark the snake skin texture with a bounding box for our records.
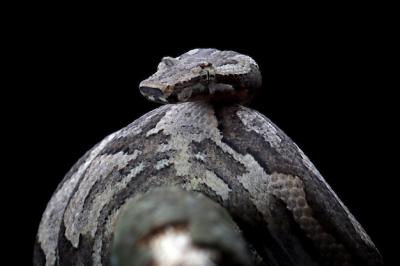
[34,49,383,266]
[34,102,382,266]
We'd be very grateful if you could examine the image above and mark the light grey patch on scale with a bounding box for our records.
[194,152,206,162]
[235,154,272,219]
[143,103,250,205]
[63,150,141,248]
[213,53,258,76]
[37,132,118,266]
[211,50,219,56]
[233,54,258,67]
[187,48,200,55]
[236,108,282,149]
[136,103,275,223]
[152,103,275,219]
[84,162,146,241]
[155,159,172,170]
[203,170,231,201]
[118,104,172,138]
[215,64,249,75]
[146,102,221,144]
[187,170,231,202]
[158,97,168,103]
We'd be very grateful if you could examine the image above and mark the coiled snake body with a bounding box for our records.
[34,49,383,266]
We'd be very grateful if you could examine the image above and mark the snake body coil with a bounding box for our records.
[34,49,383,266]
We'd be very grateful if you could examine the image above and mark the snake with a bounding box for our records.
[34,48,383,266]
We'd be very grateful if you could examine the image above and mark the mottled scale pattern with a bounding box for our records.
[268,173,352,266]
[34,102,383,266]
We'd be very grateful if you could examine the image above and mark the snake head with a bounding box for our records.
[139,48,262,104]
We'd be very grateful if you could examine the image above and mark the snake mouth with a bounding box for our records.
[139,86,168,103]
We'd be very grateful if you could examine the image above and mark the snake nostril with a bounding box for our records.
[139,86,164,98]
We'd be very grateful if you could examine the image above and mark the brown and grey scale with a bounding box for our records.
[34,48,383,266]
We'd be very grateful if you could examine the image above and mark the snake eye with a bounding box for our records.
[200,70,210,82]
[161,57,177,67]
[158,57,177,70]
[157,61,167,70]
[200,66,215,83]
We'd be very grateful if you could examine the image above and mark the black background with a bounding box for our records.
[6,4,396,265]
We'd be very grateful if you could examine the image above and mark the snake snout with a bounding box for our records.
[139,86,163,97]
[139,86,168,103]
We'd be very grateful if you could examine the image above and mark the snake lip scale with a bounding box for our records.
[34,48,383,266]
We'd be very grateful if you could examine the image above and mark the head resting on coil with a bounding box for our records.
[139,48,262,104]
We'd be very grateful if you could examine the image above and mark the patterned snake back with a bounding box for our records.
[34,49,383,266]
